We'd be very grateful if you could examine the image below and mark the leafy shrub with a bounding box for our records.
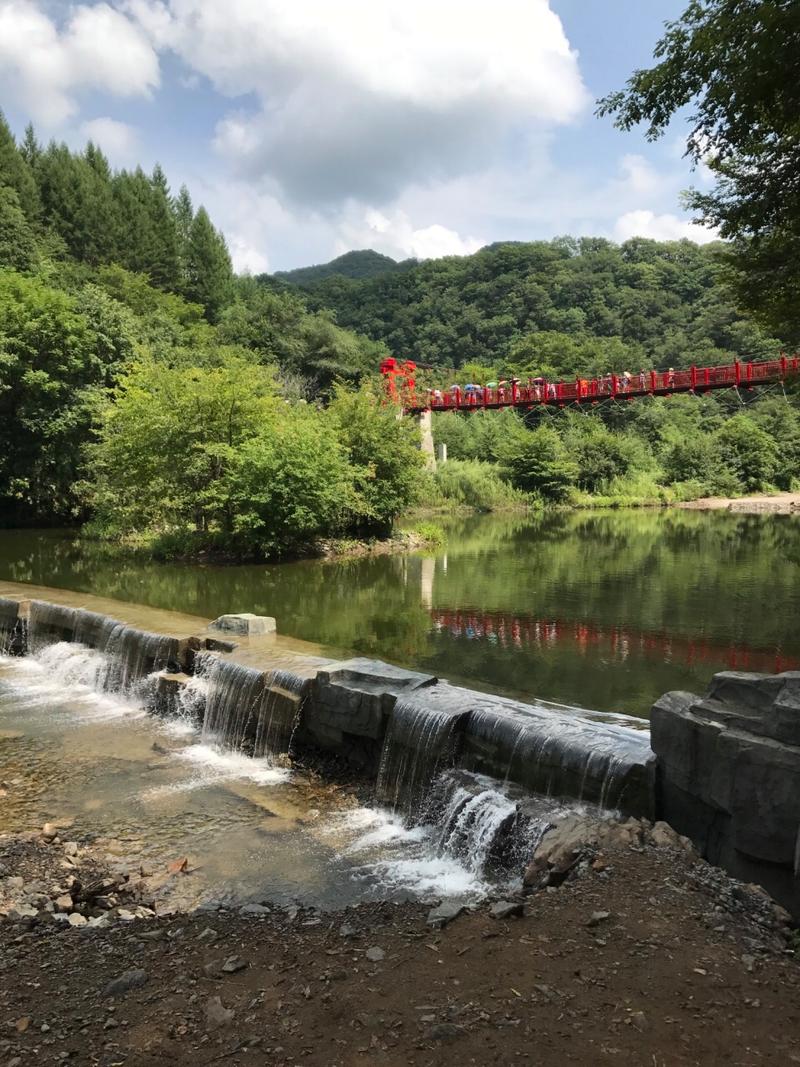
[429,459,528,511]
[500,426,577,501]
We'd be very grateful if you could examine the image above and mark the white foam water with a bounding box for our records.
[321,806,490,899]
[320,770,558,900]
[0,646,145,723]
[140,743,291,801]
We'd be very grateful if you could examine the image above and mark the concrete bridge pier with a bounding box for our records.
[416,409,436,469]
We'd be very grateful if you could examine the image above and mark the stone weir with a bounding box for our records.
[0,592,655,818]
[652,670,800,919]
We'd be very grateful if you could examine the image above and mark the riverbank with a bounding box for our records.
[1,824,797,1066]
[678,492,800,514]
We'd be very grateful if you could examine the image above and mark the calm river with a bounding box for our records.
[0,509,797,719]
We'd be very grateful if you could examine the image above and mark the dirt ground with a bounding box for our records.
[1,835,798,1067]
[678,492,800,514]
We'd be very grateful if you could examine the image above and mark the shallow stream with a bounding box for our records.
[1,509,797,909]
[0,509,797,717]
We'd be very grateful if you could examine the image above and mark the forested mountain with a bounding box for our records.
[1,107,798,547]
[0,113,402,533]
[276,249,412,285]
[0,121,235,320]
[282,237,783,376]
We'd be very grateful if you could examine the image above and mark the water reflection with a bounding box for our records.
[0,508,798,717]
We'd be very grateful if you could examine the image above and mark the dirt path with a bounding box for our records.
[1,841,798,1067]
[679,492,800,514]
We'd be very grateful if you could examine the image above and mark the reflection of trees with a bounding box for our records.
[430,510,800,651]
[0,511,799,718]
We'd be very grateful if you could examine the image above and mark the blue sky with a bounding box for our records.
[0,1,712,272]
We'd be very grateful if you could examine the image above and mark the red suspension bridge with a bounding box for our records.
[380,354,800,414]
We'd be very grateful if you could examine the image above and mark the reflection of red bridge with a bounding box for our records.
[430,609,799,674]
[380,355,800,413]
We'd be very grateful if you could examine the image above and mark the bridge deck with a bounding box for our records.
[404,356,799,414]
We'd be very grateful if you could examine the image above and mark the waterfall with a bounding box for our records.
[0,597,23,655]
[197,653,304,758]
[375,697,461,816]
[100,621,175,693]
[27,601,177,695]
[27,600,78,651]
[423,770,559,877]
[459,694,652,813]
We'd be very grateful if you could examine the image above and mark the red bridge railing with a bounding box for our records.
[396,354,799,414]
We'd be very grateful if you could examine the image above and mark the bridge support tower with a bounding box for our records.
[416,409,436,469]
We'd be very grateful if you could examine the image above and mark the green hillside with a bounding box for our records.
[280,238,782,376]
[276,248,411,285]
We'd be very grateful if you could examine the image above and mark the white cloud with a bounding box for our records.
[613,209,718,244]
[228,236,270,276]
[335,208,484,261]
[79,116,138,162]
[128,0,589,207]
[618,154,663,197]
[0,0,159,125]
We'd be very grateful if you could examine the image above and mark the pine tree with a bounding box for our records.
[20,124,41,167]
[147,164,180,291]
[0,186,38,271]
[112,167,157,275]
[37,141,115,264]
[185,206,234,321]
[0,111,39,220]
[173,183,194,292]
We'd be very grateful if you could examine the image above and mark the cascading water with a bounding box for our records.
[0,597,22,655]
[27,601,177,696]
[424,770,559,876]
[457,693,652,813]
[197,652,304,758]
[375,697,461,816]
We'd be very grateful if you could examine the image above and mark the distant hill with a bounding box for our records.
[280,236,781,372]
[276,249,413,285]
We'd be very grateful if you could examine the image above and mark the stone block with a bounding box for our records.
[301,658,437,759]
[651,669,800,919]
[210,613,276,636]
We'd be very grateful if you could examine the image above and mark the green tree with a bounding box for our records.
[662,434,717,485]
[185,207,234,321]
[0,186,38,271]
[227,409,354,556]
[173,183,194,289]
[0,273,104,522]
[563,419,634,493]
[500,425,577,501]
[112,166,180,284]
[144,165,181,290]
[598,0,800,340]
[37,142,116,265]
[713,413,779,491]
[327,384,424,534]
[88,356,278,535]
[0,111,39,219]
[218,282,308,367]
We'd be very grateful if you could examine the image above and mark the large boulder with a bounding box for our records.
[651,671,800,918]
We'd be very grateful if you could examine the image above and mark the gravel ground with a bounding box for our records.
[1,828,798,1067]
